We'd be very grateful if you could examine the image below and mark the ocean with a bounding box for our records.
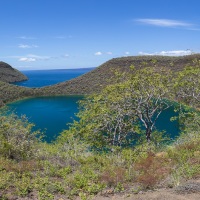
[13,68,94,87]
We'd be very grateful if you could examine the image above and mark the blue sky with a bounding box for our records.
[0,0,200,70]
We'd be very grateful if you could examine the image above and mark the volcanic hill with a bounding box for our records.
[0,61,28,83]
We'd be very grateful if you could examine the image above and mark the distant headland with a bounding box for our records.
[0,61,28,83]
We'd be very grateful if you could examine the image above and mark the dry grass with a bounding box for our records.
[134,152,172,189]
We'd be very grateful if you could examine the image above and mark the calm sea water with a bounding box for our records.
[13,68,94,87]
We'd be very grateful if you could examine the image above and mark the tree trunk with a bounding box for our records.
[146,128,151,142]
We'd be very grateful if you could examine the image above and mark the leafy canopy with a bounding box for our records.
[65,66,175,149]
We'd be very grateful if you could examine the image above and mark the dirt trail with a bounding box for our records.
[94,189,200,200]
[94,179,200,200]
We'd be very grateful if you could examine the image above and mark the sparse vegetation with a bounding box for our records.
[1,55,200,199]
[0,113,199,199]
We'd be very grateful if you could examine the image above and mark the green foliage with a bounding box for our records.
[137,130,171,150]
[68,169,105,197]
[166,130,200,186]
[64,66,175,149]
[0,112,40,161]
[56,166,72,178]
[125,67,174,141]
[38,189,54,200]
[14,174,32,197]
[76,83,141,148]
[175,65,200,107]
[0,128,200,199]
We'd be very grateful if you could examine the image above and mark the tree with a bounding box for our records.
[74,83,141,148]
[174,66,200,108]
[67,66,174,149]
[173,64,200,134]
[123,67,174,142]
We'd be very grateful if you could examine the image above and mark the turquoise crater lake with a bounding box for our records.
[7,96,180,142]
[7,96,83,142]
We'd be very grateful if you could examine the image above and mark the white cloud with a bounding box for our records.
[136,19,193,28]
[18,54,51,62]
[27,54,51,60]
[18,44,39,49]
[125,52,130,55]
[94,51,102,56]
[19,57,36,62]
[138,50,194,56]
[1,54,54,63]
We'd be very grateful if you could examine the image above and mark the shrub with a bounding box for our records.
[134,152,171,189]
[0,113,40,161]
[100,166,126,187]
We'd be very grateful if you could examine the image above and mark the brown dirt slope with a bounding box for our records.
[94,180,200,200]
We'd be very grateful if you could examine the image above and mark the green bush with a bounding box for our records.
[0,113,40,161]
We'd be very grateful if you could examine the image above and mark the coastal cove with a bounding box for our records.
[13,68,94,88]
[6,96,180,142]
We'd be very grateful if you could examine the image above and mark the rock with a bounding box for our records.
[175,182,200,194]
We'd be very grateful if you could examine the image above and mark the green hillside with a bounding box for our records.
[1,54,200,107]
